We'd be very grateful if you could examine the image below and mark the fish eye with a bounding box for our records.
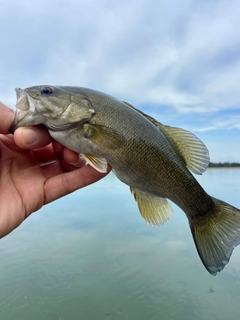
[41,86,54,95]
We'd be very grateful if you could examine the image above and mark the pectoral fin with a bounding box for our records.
[83,123,126,150]
[82,154,108,173]
[130,188,173,226]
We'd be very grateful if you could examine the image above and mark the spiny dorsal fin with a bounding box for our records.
[82,153,108,173]
[123,101,209,175]
[130,187,173,226]
[123,101,162,126]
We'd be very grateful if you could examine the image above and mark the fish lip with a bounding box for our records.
[10,88,41,133]
[15,88,29,111]
[11,88,31,132]
[15,87,40,109]
[10,109,31,133]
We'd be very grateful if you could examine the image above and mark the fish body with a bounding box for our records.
[11,85,240,275]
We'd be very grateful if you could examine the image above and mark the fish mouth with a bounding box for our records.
[10,88,44,133]
[15,88,30,111]
[15,88,39,111]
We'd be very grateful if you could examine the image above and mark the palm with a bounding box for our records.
[0,133,109,238]
[0,136,40,236]
[0,103,110,238]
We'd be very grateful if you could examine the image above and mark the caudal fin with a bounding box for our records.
[190,197,240,275]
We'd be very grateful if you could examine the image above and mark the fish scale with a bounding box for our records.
[11,85,240,276]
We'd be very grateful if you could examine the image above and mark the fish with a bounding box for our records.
[10,85,240,275]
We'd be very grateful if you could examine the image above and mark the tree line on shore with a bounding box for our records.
[208,162,240,168]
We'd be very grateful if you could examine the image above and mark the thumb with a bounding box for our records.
[14,126,52,149]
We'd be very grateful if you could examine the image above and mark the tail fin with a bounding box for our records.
[190,197,240,276]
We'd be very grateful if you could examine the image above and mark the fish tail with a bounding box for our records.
[190,197,240,275]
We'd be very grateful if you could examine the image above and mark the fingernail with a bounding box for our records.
[69,155,86,167]
[22,128,38,145]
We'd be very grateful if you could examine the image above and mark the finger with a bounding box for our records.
[63,147,81,164]
[32,144,57,164]
[41,160,65,178]
[40,154,86,179]
[52,140,64,153]
[14,126,52,149]
[33,144,85,172]
[41,159,81,178]
[53,142,84,166]
[44,164,111,204]
[60,157,86,172]
[0,103,15,134]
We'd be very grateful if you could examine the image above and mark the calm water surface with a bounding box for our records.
[1,169,240,320]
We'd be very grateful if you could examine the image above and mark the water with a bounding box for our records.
[1,169,240,320]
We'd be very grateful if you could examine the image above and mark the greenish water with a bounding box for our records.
[1,169,240,320]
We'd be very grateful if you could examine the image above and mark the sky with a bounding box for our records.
[0,0,239,162]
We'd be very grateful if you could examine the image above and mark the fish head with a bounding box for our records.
[11,85,95,132]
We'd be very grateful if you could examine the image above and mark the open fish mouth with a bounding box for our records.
[10,88,42,133]
[15,88,30,111]
[15,88,38,112]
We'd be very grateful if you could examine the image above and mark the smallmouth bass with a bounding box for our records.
[10,85,240,275]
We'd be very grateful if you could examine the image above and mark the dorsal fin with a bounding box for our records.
[123,101,209,175]
[158,125,210,175]
[123,101,161,126]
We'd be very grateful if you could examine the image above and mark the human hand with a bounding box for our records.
[0,102,110,238]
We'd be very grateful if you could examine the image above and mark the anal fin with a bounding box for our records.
[130,188,173,226]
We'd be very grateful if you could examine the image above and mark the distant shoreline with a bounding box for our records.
[208,162,240,169]
[207,167,240,170]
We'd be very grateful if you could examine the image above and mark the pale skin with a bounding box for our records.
[0,102,110,238]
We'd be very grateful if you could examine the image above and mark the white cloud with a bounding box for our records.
[1,0,240,154]
[193,115,240,132]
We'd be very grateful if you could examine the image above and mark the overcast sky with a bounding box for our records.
[1,0,239,162]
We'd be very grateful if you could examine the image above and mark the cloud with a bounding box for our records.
[194,115,240,132]
[2,0,240,110]
[0,0,239,161]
